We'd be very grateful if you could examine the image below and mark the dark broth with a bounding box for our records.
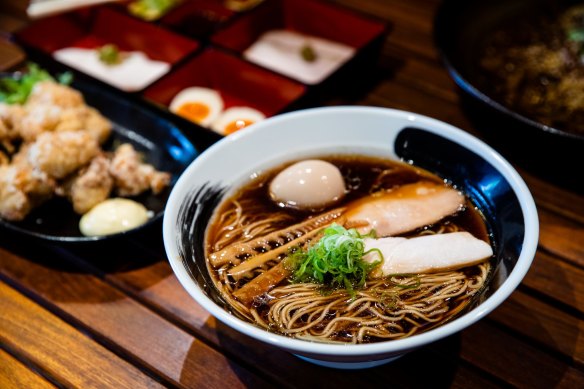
[205,155,492,343]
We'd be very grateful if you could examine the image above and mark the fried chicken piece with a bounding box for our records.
[28,131,100,179]
[0,103,26,146]
[53,106,112,144]
[59,155,113,214]
[0,160,56,221]
[26,81,84,108]
[18,104,113,144]
[110,143,171,196]
[18,104,62,141]
[0,168,29,221]
[83,107,112,144]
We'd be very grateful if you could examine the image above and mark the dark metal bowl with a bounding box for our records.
[434,0,584,192]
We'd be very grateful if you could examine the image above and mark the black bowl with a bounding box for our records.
[434,0,584,192]
[0,73,199,243]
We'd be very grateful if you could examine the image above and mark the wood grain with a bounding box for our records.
[456,323,584,389]
[0,280,163,389]
[0,349,55,389]
[0,241,271,389]
[523,251,584,314]
[489,291,584,367]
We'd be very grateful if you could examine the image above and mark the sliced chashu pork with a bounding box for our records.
[363,231,493,276]
[344,181,465,237]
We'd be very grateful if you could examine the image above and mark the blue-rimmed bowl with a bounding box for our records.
[163,106,538,369]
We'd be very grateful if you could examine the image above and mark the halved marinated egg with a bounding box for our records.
[169,87,224,127]
[269,159,346,210]
[210,107,265,135]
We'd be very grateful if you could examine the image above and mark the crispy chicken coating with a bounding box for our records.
[110,143,171,197]
[3,81,112,143]
[59,155,113,214]
[0,160,56,221]
[18,104,62,141]
[0,103,26,147]
[83,107,112,144]
[26,80,84,108]
[27,131,100,179]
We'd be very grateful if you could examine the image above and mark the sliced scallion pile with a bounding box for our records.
[285,223,382,297]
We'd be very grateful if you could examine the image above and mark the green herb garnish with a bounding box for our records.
[284,223,382,297]
[128,0,179,21]
[568,27,584,42]
[300,43,317,62]
[0,63,72,105]
[97,44,124,66]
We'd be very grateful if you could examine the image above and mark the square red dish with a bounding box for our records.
[142,48,306,135]
[16,7,200,91]
[211,0,387,85]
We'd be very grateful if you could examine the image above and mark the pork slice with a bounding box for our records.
[344,182,465,237]
[363,232,493,276]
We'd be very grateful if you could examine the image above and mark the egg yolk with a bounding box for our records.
[224,119,255,135]
[177,102,210,124]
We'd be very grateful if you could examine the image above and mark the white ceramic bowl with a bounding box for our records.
[163,106,538,369]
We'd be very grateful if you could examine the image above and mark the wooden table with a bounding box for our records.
[1,1,584,388]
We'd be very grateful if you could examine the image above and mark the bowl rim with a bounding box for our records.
[433,0,584,142]
[163,106,539,357]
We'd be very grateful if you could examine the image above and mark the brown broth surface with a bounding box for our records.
[205,155,492,343]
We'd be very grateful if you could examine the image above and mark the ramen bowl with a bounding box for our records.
[163,106,538,369]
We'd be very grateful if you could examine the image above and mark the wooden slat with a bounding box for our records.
[522,251,584,315]
[0,281,162,389]
[454,322,584,388]
[539,208,584,268]
[488,291,584,366]
[367,81,473,131]
[0,348,55,389]
[329,0,439,61]
[0,241,271,389]
[523,176,584,225]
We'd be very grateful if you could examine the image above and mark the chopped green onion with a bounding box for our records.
[284,223,382,297]
[0,63,72,104]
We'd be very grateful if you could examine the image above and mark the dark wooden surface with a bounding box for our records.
[1,0,584,388]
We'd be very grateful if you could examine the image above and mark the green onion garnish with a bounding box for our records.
[285,223,382,297]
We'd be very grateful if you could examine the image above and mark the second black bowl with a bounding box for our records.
[434,0,584,192]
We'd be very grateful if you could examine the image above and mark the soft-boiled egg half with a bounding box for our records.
[170,87,224,127]
[211,106,265,135]
[269,159,346,210]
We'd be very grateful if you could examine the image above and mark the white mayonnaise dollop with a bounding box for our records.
[79,198,152,236]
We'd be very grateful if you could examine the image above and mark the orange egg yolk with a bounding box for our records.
[224,119,255,135]
[177,102,210,124]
